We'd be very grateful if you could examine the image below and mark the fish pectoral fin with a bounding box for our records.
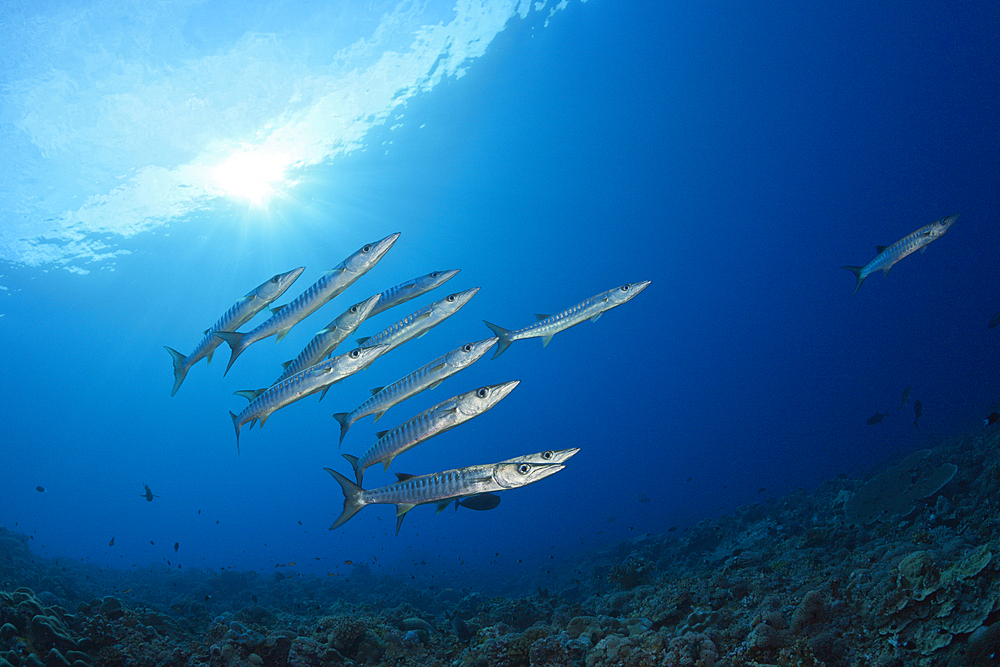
[589,312,603,324]
[541,335,554,347]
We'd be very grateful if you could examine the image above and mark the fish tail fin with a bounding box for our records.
[229,411,241,454]
[333,412,351,447]
[164,346,189,396]
[342,454,363,486]
[213,331,246,376]
[482,321,511,359]
[325,468,365,530]
[841,266,865,295]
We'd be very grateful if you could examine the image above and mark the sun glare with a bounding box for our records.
[212,148,290,205]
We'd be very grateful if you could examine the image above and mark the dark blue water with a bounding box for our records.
[1,0,997,592]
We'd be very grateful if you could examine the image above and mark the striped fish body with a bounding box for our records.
[325,454,568,533]
[165,267,304,396]
[369,269,460,318]
[333,337,498,445]
[229,345,389,449]
[441,447,580,511]
[357,287,480,354]
[344,380,520,484]
[842,214,958,294]
[216,233,399,374]
[275,294,382,384]
[484,281,651,358]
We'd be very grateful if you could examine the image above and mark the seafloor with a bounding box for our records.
[2,428,998,667]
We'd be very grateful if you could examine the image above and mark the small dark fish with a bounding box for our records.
[150,540,154,545]
[204,595,210,601]
[251,594,258,603]
[141,483,160,502]
[989,312,1000,329]
[899,386,912,411]
[108,537,115,546]
[174,542,179,552]
[867,410,890,425]
[757,487,767,494]
[913,400,923,427]
[668,526,677,532]
[344,560,354,566]
[450,613,472,643]
[984,412,999,427]
[456,493,501,511]
[35,486,44,493]
[637,493,651,503]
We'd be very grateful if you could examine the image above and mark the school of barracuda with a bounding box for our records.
[164,232,650,534]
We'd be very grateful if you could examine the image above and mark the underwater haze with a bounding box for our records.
[1,0,999,664]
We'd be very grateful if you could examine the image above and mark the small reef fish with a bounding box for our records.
[984,412,999,427]
[483,281,651,359]
[109,537,114,546]
[326,448,576,535]
[35,486,44,493]
[899,386,912,411]
[369,270,460,318]
[273,294,382,385]
[357,287,480,355]
[216,233,399,375]
[867,410,890,425]
[229,345,389,450]
[913,399,923,428]
[454,493,501,511]
[989,312,1000,330]
[841,214,959,295]
[141,484,160,502]
[333,337,497,446]
[164,267,304,396]
[342,380,520,485]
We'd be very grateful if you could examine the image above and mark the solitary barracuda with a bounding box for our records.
[332,337,498,445]
[842,214,959,294]
[273,294,382,385]
[438,447,581,511]
[216,233,399,374]
[325,448,574,534]
[369,269,460,318]
[483,281,651,359]
[229,345,388,450]
[356,287,480,354]
[164,267,304,396]
[342,380,520,485]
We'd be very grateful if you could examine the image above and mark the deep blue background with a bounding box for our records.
[1,0,997,587]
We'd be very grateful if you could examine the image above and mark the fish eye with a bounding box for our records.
[542,450,554,460]
[350,349,361,358]
[430,271,441,277]
[462,344,473,352]
[518,464,531,474]
[476,387,490,398]
[621,284,631,291]
[447,294,457,302]
[362,244,372,252]
[270,274,280,282]
[350,306,359,313]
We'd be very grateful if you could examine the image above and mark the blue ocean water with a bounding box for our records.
[1,0,997,598]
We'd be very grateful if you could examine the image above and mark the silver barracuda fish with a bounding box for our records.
[483,281,651,359]
[273,294,382,385]
[216,233,399,374]
[229,345,389,451]
[332,337,498,445]
[369,269,460,318]
[164,267,304,396]
[325,449,573,535]
[842,214,959,295]
[439,447,581,512]
[342,380,520,485]
[356,287,480,354]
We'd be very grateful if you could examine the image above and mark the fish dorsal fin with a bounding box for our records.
[203,328,211,335]
[234,389,266,402]
[589,312,603,324]
[875,245,888,254]
[395,473,416,482]
[369,387,385,396]
[534,313,549,321]
[270,303,287,314]
[356,336,370,346]
[281,360,293,370]
[376,430,391,440]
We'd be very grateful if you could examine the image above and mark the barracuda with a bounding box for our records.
[229,345,388,451]
[369,269,460,318]
[356,287,480,355]
[215,233,399,374]
[325,448,576,535]
[273,294,382,386]
[483,281,651,359]
[164,267,304,396]
[842,214,959,294]
[342,380,520,485]
[332,337,498,445]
